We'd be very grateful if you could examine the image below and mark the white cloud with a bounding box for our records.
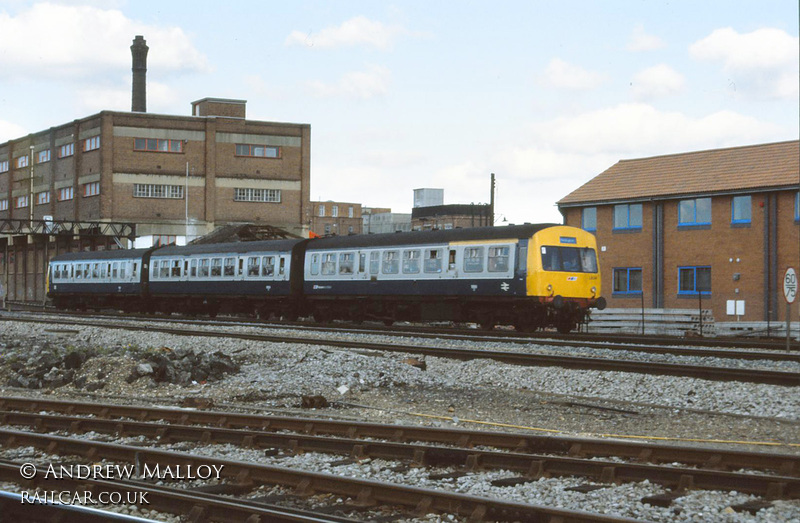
[630,64,685,100]
[286,16,410,49]
[627,24,666,51]
[690,27,799,99]
[308,65,391,99]
[0,2,209,80]
[0,119,27,143]
[543,58,606,91]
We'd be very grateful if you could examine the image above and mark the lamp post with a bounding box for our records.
[29,145,34,223]
[185,161,189,243]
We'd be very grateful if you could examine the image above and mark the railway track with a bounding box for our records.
[1,397,798,521]
[2,313,799,385]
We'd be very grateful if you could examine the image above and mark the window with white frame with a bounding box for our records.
[318,205,325,217]
[134,184,184,199]
[58,187,74,201]
[332,205,339,217]
[234,188,280,202]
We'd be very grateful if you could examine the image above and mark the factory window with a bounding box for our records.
[16,155,28,168]
[731,195,751,225]
[153,235,176,247]
[339,252,354,275]
[581,207,597,231]
[58,143,74,158]
[37,191,50,205]
[58,187,74,201]
[83,136,100,152]
[0,160,8,172]
[37,150,50,163]
[613,267,642,295]
[321,253,336,275]
[613,203,642,231]
[424,249,443,273]
[134,138,183,153]
[0,199,7,211]
[83,182,100,197]
[678,266,711,296]
[678,197,711,227]
[463,247,484,273]
[402,250,421,274]
[382,250,399,274]
[15,195,28,209]
[235,144,280,158]
[134,184,184,199]
[488,246,510,272]
[234,188,281,203]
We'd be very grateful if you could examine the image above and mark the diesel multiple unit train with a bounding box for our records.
[47,224,605,332]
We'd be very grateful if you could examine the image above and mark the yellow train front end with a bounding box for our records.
[526,225,605,332]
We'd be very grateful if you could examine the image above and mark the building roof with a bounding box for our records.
[558,140,800,206]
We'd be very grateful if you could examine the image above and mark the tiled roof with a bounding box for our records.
[558,140,799,206]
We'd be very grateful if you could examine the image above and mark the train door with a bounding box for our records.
[447,247,458,277]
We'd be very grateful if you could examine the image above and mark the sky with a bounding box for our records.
[0,1,797,225]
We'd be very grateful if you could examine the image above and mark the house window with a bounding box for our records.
[134,184,184,199]
[83,136,100,152]
[332,205,339,217]
[58,187,74,201]
[134,138,184,152]
[678,197,711,226]
[16,155,29,168]
[15,195,29,209]
[731,195,751,225]
[83,182,100,197]
[37,150,50,163]
[613,267,642,295]
[58,143,74,158]
[678,266,711,295]
[234,188,281,202]
[582,207,597,231]
[613,203,642,230]
[318,205,325,217]
[0,160,8,173]
[348,206,354,218]
[37,191,50,205]
[0,199,8,211]
[235,144,280,158]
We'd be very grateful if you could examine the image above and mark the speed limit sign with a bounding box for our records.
[785,268,797,304]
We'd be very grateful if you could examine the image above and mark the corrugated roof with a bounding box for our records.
[558,140,799,206]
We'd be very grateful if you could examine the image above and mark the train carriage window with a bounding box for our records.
[402,250,421,274]
[424,249,442,273]
[448,250,456,270]
[151,260,159,279]
[211,258,222,277]
[101,264,108,278]
[321,253,336,275]
[382,250,399,274]
[199,259,210,277]
[171,260,182,278]
[224,257,235,277]
[262,256,275,277]
[91,263,100,279]
[463,247,484,273]
[279,257,286,276]
[160,260,170,279]
[247,257,260,276]
[339,252,354,275]
[359,253,366,273]
[488,246,510,273]
[74,264,82,280]
[310,254,320,275]
[190,259,198,277]
[132,263,138,279]
[369,252,380,274]
[238,258,244,277]
[517,245,528,271]
[111,262,119,279]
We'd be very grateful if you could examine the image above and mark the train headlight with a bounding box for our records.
[591,286,597,296]
[546,284,553,295]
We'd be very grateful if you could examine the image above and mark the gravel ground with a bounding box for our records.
[0,317,799,522]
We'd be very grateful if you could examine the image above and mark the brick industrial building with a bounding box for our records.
[0,36,311,302]
[558,140,799,323]
[310,201,363,237]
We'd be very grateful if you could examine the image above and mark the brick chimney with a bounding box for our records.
[130,35,148,112]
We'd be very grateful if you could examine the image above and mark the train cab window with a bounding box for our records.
[247,257,261,276]
[279,257,286,276]
[171,260,182,278]
[382,250,399,274]
[369,252,380,274]
[310,254,320,275]
[339,252,354,275]
[463,247,484,273]
[224,257,235,277]
[211,258,222,277]
[359,253,366,273]
[190,259,198,277]
[402,250,421,274]
[321,253,336,275]
[488,246,510,272]
[424,249,442,273]
[262,256,275,277]
[541,246,598,273]
[199,259,210,277]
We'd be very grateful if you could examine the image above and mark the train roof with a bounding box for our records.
[307,223,560,250]
[50,248,152,262]
[151,239,304,257]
